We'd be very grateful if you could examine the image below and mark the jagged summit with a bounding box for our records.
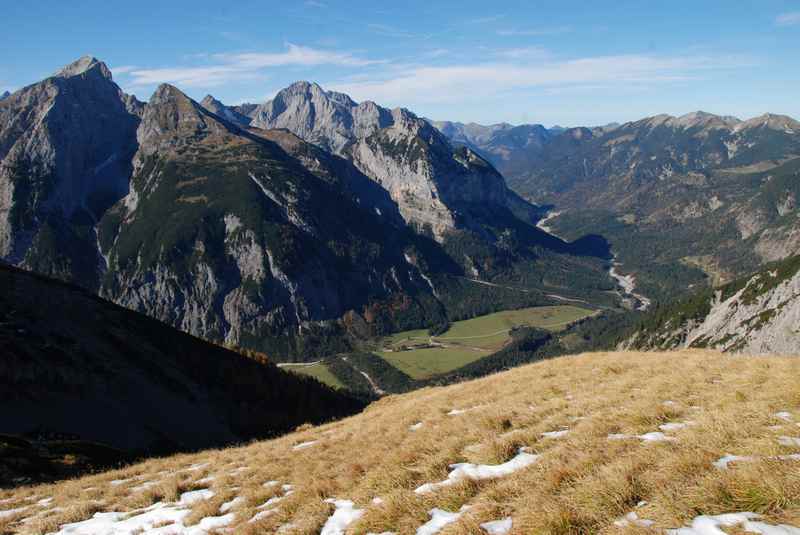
[53,55,112,79]
[199,94,252,126]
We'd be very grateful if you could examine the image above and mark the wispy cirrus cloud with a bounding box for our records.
[497,26,572,36]
[775,12,800,26]
[121,44,383,88]
[328,53,753,106]
[110,65,138,75]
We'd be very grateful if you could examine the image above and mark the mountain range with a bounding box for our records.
[434,112,800,301]
[0,57,613,361]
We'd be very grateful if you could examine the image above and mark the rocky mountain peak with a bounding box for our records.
[735,113,800,133]
[199,94,252,126]
[137,84,237,157]
[53,55,112,80]
[0,90,9,101]
[200,94,221,108]
[673,111,740,129]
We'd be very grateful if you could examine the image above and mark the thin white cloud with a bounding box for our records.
[125,44,381,88]
[214,45,383,68]
[110,65,138,75]
[366,23,419,39]
[775,12,800,26]
[304,0,327,7]
[464,14,505,24]
[494,47,550,60]
[497,26,572,36]
[328,53,751,106]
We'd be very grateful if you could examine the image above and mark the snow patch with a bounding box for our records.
[447,406,480,416]
[541,429,569,439]
[0,506,27,519]
[416,506,470,535]
[320,499,364,535]
[292,440,318,451]
[778,436,800,447]
[659,421,696,432]
[409,422,424,431]
[608,432,677,442]
[481,517,513,534]
[220,496,244,513]
[614,511,655,528]
[667,511,800,534]
[46,490,225,535]
[414,448,540,494]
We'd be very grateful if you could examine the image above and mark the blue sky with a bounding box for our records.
[1,0,798,126]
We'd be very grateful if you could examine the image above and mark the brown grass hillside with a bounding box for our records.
[2,350,800,534]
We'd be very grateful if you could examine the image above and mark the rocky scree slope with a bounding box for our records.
[0,262,364,486]
[621,254,800,355]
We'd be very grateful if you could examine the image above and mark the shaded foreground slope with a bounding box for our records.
[3,350,800,533]
[0,263,364,486]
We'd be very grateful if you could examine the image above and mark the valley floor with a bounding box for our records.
[3,350,800,534]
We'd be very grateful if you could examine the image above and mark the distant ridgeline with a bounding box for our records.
[434,114,800,302]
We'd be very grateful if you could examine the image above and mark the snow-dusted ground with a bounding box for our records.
[667,512,800,534]
[608,431,676,442]
[46,489,230,535]
[416,506,470,535]
[320,499,364,535]
[480,517,513,534]
[414,448,540,494]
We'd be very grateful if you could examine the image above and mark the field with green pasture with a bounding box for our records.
[279,361,345,390]
[377,305,593,379]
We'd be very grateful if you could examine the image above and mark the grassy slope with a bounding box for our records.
[279,362,345,390]
[4,350,800,534]
[378,306,593,379]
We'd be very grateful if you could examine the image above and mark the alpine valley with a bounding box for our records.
[0,57,614,365]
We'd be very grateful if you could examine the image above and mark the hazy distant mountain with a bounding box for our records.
[0,91,9,101]
[436,110,800,300]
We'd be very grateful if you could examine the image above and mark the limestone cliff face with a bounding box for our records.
[349,109,511,238]
[0,56,140,283]
[621,256,800,355]
[250,82,537,239]
[97,83,440,357]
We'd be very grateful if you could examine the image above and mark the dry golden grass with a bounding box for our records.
[2,350,800,534]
